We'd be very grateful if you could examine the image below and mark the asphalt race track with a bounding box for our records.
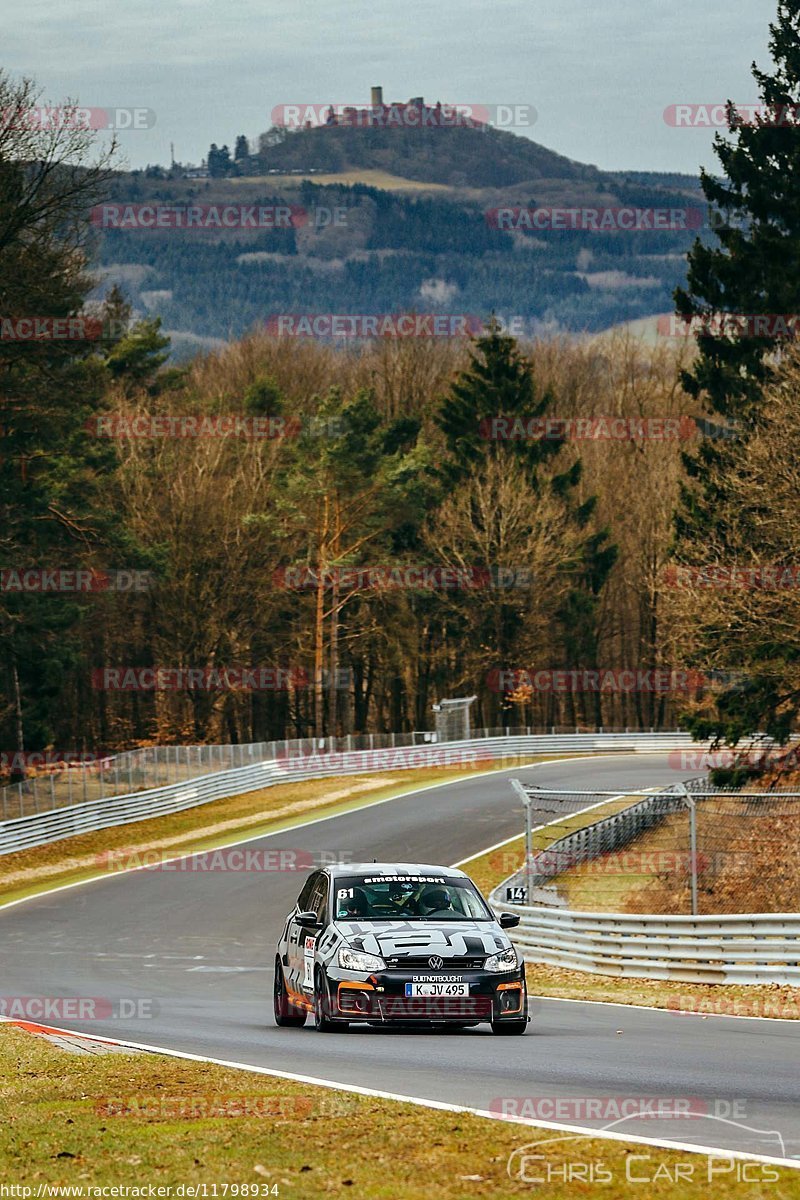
[2,753,799,1164]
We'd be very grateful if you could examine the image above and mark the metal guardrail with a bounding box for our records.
[505,779,707,894]
[0,730,706,856]
[492,904,800,986]
[0,724,699,821]
[491,779,800,985]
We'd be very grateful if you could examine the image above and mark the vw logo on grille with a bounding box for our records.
[428,955,444,970]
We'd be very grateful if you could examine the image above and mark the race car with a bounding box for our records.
[273,861,528,1034]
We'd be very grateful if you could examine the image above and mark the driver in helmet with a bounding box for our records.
[421,885,455,916]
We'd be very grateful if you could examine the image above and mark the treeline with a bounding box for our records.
[3,302,709,755]
[0,63,724,758]
[8,0,800,769]
[96,178,699,341]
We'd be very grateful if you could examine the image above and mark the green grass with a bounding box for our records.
[2,1026,795,1196]
[458,799,800,1019]
[462,793,642,895]
[0,757,556,909]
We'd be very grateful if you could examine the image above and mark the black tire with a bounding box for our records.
[492,1018,528,1035]
[273,958,306,1027]
[313,968,348,1032]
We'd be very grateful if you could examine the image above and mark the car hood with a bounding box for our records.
[334,919,511,960]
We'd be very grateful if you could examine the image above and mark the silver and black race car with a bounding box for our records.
[273,861,528,1034]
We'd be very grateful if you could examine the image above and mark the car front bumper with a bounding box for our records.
[325,966,527,1024]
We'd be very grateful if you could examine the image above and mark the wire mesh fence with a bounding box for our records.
[0,723,675,821]
[502,781,800,916]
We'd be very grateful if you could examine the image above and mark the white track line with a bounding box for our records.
[453,785,800,1024]
[2,754,797,1166]
[1,1016,796,1170]
[0,752,627,915]
[3,753,793,1027]
[522,993,800,1023]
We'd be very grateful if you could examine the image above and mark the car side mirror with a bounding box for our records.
[499,912,520,929]
[296,910,322,926]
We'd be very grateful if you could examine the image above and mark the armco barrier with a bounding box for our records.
[490,779,800,985]
[491,904,800,986]
[502,779,707,891]
[0,731,706,855]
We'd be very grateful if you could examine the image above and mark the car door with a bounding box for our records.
[297,872,329,994]
[286,871,320,994]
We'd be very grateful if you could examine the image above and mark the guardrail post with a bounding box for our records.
[673,783,698,916]
[511,779,535,904]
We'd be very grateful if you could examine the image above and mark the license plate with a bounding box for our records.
[404,982,469,997]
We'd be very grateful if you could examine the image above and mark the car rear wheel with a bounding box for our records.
[273,957,306,1027]
[314,968,349,1032]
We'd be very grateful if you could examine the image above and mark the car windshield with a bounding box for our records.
[332,873,493,921]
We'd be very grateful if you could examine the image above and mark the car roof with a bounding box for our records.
[324,862,468,879]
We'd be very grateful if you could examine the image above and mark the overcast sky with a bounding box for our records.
[4,0,778,175]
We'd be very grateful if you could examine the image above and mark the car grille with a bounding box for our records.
[375,995,493,1021]
[384,955,486,970]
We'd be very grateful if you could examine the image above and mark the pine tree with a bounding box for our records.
[672,2,800,747]
[0,75,150,761]
[435,325,617,720]
[675,1,800,423]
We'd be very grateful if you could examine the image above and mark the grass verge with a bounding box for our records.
[1,1025,793,1196]
[0,757,553,910]
[459,815,800,1020]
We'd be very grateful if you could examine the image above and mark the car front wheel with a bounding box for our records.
[492,983,529,1034]
[273,957,306,1027]
[314,968,348,1032]
[492,1016,528,1035]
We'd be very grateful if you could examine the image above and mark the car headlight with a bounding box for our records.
[338,946,386,973]
[484,946,518,973]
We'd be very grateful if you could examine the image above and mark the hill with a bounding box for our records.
[93,121,707,352]
[253,121,604,190]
